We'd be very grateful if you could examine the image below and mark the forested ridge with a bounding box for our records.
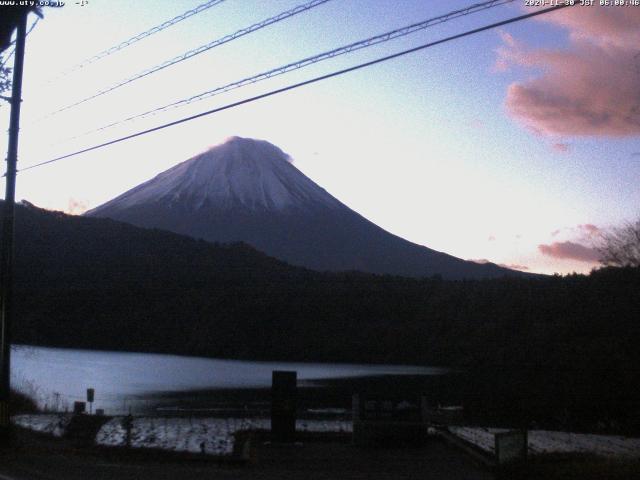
[4,202,640,431]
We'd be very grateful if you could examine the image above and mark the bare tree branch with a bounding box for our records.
[597,219,640,268]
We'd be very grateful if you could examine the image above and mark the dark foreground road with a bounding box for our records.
[0,429,493,480]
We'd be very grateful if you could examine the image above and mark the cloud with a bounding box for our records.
[469,258,491,264]
[493,31,520,72]
[67,198,89,215]
[497,7,640,137]
[503,263,529,271]
[632,152,640,158]
[550,223,601,240]
[537,7,640,50]
[578,223,601,238]
[552,142,570,153]
[469,258,529,271]
[538,241,600,262]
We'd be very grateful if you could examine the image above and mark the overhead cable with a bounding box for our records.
[44,0,227,83]
[39,0,332,118]
[18,3,576,174]
[65,0,516,141]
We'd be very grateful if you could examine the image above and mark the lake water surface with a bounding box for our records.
[12,345,444,414]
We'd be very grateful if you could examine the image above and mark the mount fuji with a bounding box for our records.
[86,136,520,279]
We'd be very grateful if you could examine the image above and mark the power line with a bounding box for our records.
[75,0,515,140]
[19,3,576,174]
[43,0,227,84]
[39,0,332,119]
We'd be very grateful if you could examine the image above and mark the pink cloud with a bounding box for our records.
[497,7,640,138]
[552,142,570,153]
[469,258,529,271]
[538,7,640,50]
[578,223,601,237]
[469,258,491,264]
[551,223,601,238]
[538,241,600,262]
[493,31,520,72]
[502,263,529,271]
[67,198,88,215]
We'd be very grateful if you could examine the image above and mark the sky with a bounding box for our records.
[1,0,639,275]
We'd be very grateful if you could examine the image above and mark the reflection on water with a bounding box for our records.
[12,345,445,414]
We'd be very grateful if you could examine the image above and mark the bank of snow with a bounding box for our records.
[96,417,352,456]
[12,414,351,457]
[12,414,71,437]
[449,427,640,458]
[16,414,637,460]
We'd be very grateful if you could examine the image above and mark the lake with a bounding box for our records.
[11,345,446,415]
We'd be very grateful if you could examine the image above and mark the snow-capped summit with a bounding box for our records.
[95,136,341,214]
[87,137,523,279]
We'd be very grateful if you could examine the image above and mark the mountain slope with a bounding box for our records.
[2,201,534,363]
[87,136,522,279]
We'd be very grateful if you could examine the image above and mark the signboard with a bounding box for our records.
[352,394,426,446]
[495,430,528,465]
[355,395,422,422]
[271,370,297,442]
[86,388,94,403]
[73,401,86,414]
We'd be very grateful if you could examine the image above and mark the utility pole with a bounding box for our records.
[0,10,28,445]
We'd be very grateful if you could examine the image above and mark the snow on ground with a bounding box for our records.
[12,414,351,457]
[15,414,639,460]
[449,427,499,453]
[449,426,640,458]
[12,413,71,437]
[96,417,352,456]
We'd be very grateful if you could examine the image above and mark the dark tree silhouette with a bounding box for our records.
[0,5,41,53]
[598,218,640,268]
[0,5,43,103]
[0,62,12,103]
